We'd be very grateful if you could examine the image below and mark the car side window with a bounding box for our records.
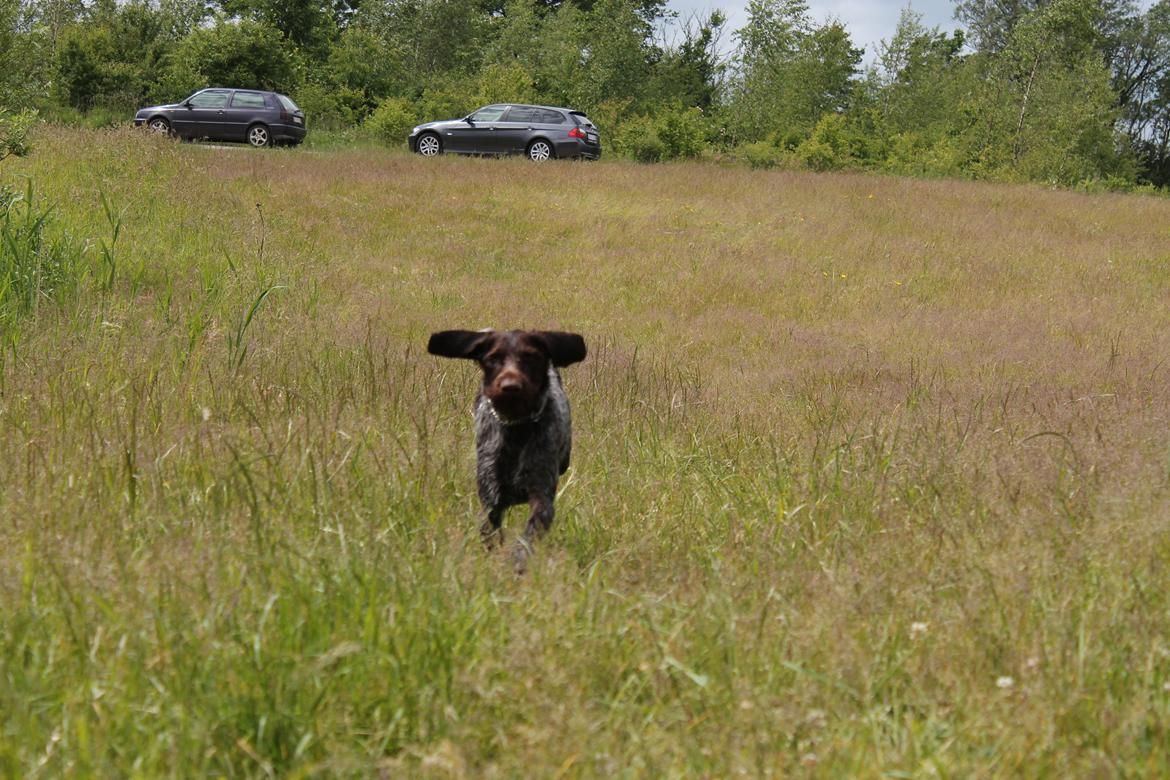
[230,92,267,108]
[540,110,565,124]
[506,107,538,123]
[471,106,507,122]
[189,91,230,109]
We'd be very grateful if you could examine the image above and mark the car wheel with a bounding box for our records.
[247,124,271,148]
[417,133,442,157]
[147,117,171,136]
[527,140,553,161]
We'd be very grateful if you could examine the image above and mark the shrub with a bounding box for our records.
[296,81,363,129]
[739,140,783,170]
[417,78,477,123]
[612,115,663,162]
[474,62,536,106]
[364,97,418,148]
[656,106,707,160]
[166,18,301,96]
[795,113,858,171]
[0,109,34,161]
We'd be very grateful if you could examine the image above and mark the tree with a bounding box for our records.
[1106,1,1170,183]
[962,0,1129,182]
[218,0,336,57]
[652,10,728,110]
[163,17,301,96]
[570,0,657,111]
[954,0,1042,52]
[873,8,966,132]
[731,1,861,141]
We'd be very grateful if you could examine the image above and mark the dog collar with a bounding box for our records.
[484,394,549,426]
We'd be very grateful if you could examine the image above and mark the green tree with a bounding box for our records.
[163,17,301,96]
[652,10,728,110]
[570,0,657,111]
[1107,1,1170,183]
[731,1,861,141]
[964,0,1130,182]
[218,0,336,57]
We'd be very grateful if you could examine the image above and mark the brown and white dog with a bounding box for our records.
[428,329,587,569]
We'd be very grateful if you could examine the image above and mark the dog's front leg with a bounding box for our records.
[513,493,554,573]
[480,505,504,549]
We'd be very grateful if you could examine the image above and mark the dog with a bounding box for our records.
[428,329,587,570]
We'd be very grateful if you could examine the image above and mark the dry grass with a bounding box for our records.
[1,126,1170,776]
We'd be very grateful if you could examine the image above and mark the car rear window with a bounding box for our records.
[277,94,300,112]
[505,106,540,123]
[570,112,595,128]
[231,92,267,108]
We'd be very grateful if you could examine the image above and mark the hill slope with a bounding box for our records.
[2,129,1170,776]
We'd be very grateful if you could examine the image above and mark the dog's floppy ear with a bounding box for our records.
[428,330,493,360]
[534,331,587,367]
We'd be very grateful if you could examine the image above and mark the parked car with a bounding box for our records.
[134,89,306,147]
[408,104,601,160]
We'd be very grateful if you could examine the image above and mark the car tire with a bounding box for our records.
[147,117,172,136]
[247,123,271,148]
[527,139,554,161]
[416,132,442,157]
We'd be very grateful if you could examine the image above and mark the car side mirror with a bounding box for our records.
[464,116,474,124]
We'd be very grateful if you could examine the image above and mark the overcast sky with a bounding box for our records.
[669,0,960,62]
[670,0,1158,62]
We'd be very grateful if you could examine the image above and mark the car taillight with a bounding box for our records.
[280,110,293,122]
[568,127,586,140]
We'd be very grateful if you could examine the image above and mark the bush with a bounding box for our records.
[738,140,783,170]
[656,106,707,160]
[417,78,477,123]
[364,98,417,148]
[795,113,859,171]
[296,81,363,129]
[612,115,663,162]
[474,62,535,106]
[0,109,34,161]
[167,18,301,96]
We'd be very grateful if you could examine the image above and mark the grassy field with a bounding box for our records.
[2,127,1170,777]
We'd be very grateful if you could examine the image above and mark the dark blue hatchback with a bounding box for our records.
[134,89,306,147]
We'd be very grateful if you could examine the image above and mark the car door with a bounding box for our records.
[223,90,269,141]
[175,89,231,139]
[495,106,539,154]
[446,105,508,153]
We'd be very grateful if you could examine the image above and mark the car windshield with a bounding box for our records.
[277,94,300,112]
[470,106,507,122]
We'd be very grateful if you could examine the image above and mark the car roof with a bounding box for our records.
[197,88,279,94]
[482,103,581,113]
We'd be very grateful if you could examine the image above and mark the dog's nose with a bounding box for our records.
[499,376,522,394]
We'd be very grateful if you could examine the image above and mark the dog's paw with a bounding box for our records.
[479,521,503,551]
[511,538,533,575]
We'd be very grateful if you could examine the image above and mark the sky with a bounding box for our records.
[670,0,1159,63]
[669,0,961,62]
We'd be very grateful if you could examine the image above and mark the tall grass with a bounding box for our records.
[0,178,86,335]
[1,126,1169,776]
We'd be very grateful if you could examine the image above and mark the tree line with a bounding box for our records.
[2,0,1170,187]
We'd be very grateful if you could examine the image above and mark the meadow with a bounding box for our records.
[1,127,1170,777]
